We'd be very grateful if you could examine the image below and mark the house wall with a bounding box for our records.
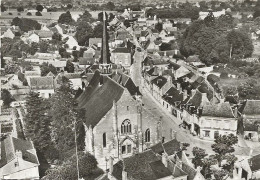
[111,53,131,67]
[1,158,39,179]
[33,89,55,98]
[244,131,259,142]
[199,117,237,140]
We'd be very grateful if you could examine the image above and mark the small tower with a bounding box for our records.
[100,11,112,74]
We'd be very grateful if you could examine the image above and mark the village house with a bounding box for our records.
[110,47,132,68]
[28,76,55,98]
[0,136,40,179]
[54,72,83,90]
[239,100,260,141]
[2,28,15,39]
[234,152,260,180]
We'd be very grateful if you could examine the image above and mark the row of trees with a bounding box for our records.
[11,17,41,32]
[192,134,238,179]
[180,13,253,65]
[23,82,85,162]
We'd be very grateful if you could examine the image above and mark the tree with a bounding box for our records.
[67,4,73,9]
[9,49,22,58]
[40,62,57,76]
[1,3,6,12]
[43,152,98,180]
[98,12,108,22]
[11,17,41,32]
[48,85,85,159]
[65,60,74,73]
[24,92,52,152]
[211,134,238,166]
[58,11,73,25]
[36,11,42,16]
[192,147,207,168]
[213,169,228,180]
[106,1,115,10]
[27,12,32,16]
[36,4,44,12]
[124,20,131,28]
[30,42,38,55]
[108,13,115,22]
[20,43,31,57]
[17,6,24,12]
[155,23,163,32]
[201,155,217,178]
[39,41,49,53]
[93,23,103,38]
[52,32,62,41]
[1,89,14,107]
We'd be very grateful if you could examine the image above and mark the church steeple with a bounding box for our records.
[101,11,110,64]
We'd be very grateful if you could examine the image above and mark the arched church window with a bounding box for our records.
[121,119,131,134]
[103,133,106,148]
[145,129,150,142]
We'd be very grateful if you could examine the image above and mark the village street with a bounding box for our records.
[130,50,260,158]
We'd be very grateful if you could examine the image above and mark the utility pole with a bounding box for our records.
[74,121,80,180]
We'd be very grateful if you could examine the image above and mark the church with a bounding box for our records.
[77,12,171,167]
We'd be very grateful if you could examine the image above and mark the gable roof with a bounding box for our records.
[0,136,39,168]
[249,154,260,172]
[163,139,181,156]
[241,100,260,115]
[89,38,102,46]
[112,47,131,53]
[149,160,172,179]
[163,87,183,106]
[30,76,54,90]
[77,72,125,127]
[202,102,235,118]
[123,150,162,180]
[151,76,167,89]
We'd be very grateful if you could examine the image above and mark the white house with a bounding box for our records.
[65,36,79,50]
[2,28,15,39]
[0,136,40,179]
[28,33,40,43]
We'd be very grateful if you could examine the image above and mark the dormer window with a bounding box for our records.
[14,162,19,167]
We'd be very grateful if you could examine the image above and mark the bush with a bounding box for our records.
[220,72,229,79]
[27,12,32,16]
[35,11,42,16]
[8,12,13,15]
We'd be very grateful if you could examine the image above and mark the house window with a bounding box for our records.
[127,144,132,153]
[14,162,19,167]
[145,128,150,142]
[122,145,126,154]
[103,133,106,148]
[166,104,168,108]
[121,119,131,134]
[172,109,177,117]
[204,131,210,137]
[214,131,219,139]
[127,106,129,111]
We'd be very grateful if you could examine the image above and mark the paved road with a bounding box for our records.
[130,49,260,158]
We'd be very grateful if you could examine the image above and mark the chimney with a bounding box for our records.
[201,93,208,104]
[122,170,127,180]
[154,67,158,75]
[177,83,182,92]
[16,150,23,159]
[183,89,188,100]
[172,69,177,80]
[198,107,203,117]
[162,153,168,167]
[109,156,114,174]
[233,107,238,118]
[164,51,167,57]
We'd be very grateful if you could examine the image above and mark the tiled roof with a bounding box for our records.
[151,76,167,89]
[89,38,102,46]
[249,154,260,172]
[173,165,187,178]
[188,90,203,108]
[150,142,164,155]
[0,136,38,168]
[163,87,183,106]
[182,163,197,180]
[30,76,54,90]
[35,30,53,38]
[112,47,131,53]
[241,100,260,115]
[112,160,123,180]
[123,150,161,180]
[163,139,181,156]
[77,73,124,127]
[149,160,172,179]
[202,102,235,118]
[79,57,94,65]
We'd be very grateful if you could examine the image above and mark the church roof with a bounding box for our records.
[77,71,124,127]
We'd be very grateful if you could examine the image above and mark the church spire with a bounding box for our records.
[101,11,110,64]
